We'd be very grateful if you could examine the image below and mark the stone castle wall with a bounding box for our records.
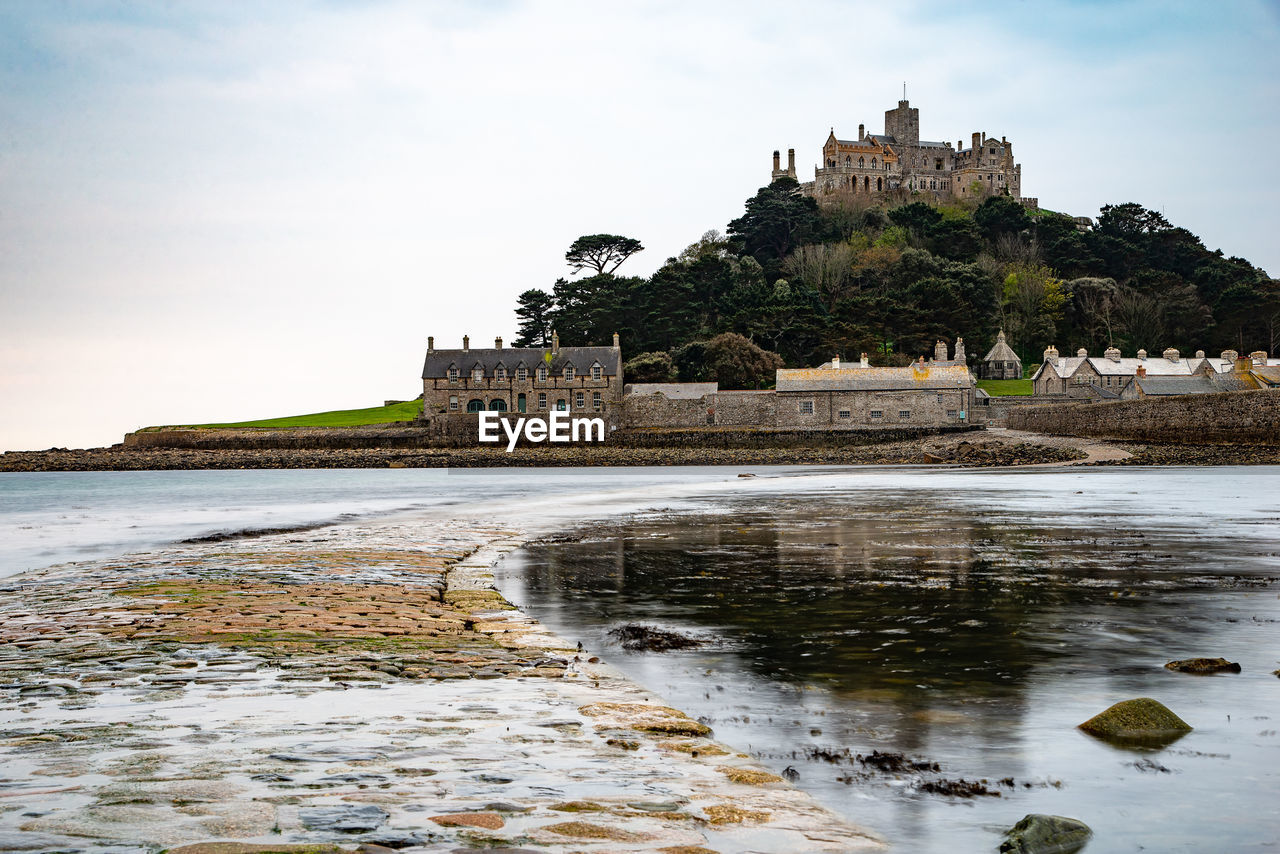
[1006,390,1280,443]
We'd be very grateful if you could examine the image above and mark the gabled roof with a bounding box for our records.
[1134,375,1220,396]
[776,363,973,392]
[423,346,620,379]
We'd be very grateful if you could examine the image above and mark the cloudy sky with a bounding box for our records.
[2,0,1277,450]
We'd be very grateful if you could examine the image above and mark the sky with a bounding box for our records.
[2,0,1278,451]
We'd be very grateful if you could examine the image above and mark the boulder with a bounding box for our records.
[1078,697,1192,746]
[999,814,1092,853]
[1165,657,1240,674]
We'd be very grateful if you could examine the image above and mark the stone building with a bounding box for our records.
[1030,346,1249,400]
[771,98,1035,207]
[979,330,1022,380]
[420,332,623,427]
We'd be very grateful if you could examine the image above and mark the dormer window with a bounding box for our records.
[495,364,507,381]
[563,365,575,382]
[516,365,527,382]
[472,365,484,382]
[447,367,458,383]
[536,364,547,382]
[591,364,602,381]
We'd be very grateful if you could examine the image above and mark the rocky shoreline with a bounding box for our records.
[0,517,883,853]
[0,438,1083,472]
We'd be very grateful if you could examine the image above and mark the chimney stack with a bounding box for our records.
[462,335,470,352]
[495,336,503,349]
[1043,345,1059,362]
[831,355,840,368]
[551,330,559,355]
[427,336,434,353]
[773,150,780,172]
[858,123,865,141]
[1136,365,1147,378]
[612,331,620,349]
[787,148,795,174]
[860,353,870,368]
[934,340,948,362]
[954,337,965,361]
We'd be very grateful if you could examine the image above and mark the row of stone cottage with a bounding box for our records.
[417,333,1279,435]
[418,334,980,433]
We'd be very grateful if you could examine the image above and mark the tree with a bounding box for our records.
[565,234,644,276]
[623,351,676,383]
[727,177,822,280]
[974,195,1032,244]
[701,333,784,389]
[513,289,555,347]
[784,243,857,311]
[1002,264,1067,360]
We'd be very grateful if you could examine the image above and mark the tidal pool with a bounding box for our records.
[495,467,1280,852]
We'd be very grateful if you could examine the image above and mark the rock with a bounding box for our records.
[1165,657,1241,674]
[1078,697,1192,746]
[999,814,1092,853]
[607,624,704,652]
[168,846,348,854]
[298,804,389,833]
[429,811,505,830]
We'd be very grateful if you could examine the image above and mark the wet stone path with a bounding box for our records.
[0,519,881,853]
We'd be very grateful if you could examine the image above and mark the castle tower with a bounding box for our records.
[770,148,797,182]
[884,99,919,146]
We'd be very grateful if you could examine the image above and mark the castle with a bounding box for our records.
[771,98,1035,208]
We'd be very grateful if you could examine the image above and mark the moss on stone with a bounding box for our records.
[1078,697,1192,745]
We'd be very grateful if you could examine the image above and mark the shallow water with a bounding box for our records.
[495,467,1280,852]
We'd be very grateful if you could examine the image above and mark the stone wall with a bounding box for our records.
[1006,390,1280,443]
[714,391,777,426]
[622,394,710,428]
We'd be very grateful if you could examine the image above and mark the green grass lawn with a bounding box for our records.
[977,379,1034,396]
[147,399,423,430]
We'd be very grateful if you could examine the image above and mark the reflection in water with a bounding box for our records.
[497,477,1280,853]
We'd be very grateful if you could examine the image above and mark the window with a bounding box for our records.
[472,366,484,382]
[838,410,851,419]
[947,409,958,418]
[556,398,567,411]
[899,410,911,419]
[591,364,602,381]
[536,365,547,382]
[538,392,547,409]
[799,400,814,415]
[466,399,484,413]
[845,155,851,166]
[516,366,527,382]
[449,396,458,411]
[870,410,883,418]
[575,392,585,409]
[489,399,506,411]
[495,365,506,381]
[564,365,575,382]
[592,391,602,410]
[447,367,458,383]
[937,394,946,404]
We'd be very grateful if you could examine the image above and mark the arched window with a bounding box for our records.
[877,177,882,191]
[466,399,484,413]
[864,176,869,190]
[844,155,851,166]
[489,399,507,411]
[871,157,877,168]
[858,157,864,168]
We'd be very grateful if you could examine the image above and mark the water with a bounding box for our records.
[0,465,827,577]
[495,467,1280,852]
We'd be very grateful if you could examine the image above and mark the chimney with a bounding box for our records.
[787,148,795,174]
[773,149,780,173]
[1250,350,1268,366]
[1043,345,1059,362]
[1105,346,1121,362]
[958,138,963,150]
[831,355,840,368]
[954,337,965,361]
[860,353,870,368]
[1076,348,1088,358]
[858,123,865,141]
[972,131,981,152]
[1235,356,1251,374]
[1136,365,1147,378]
[1220,349,1238,364]
[462,335,470,352]
[427,336,434,353]
[551,330,559,355]
[612,331,620,349]
[1137,349,1147,360]
[1163,347,1180,363]
[494,336,503,349]
[934,340,948,362]
[1195,350,1206,359]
